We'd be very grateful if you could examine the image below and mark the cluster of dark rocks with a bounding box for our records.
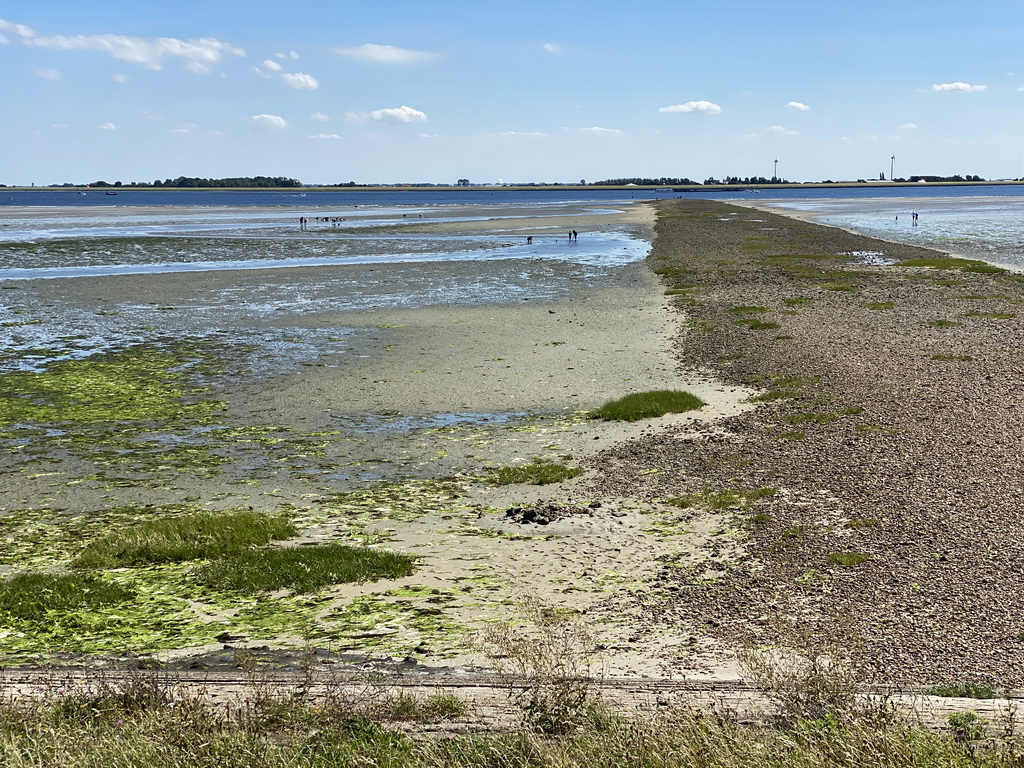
[503,500,604,525]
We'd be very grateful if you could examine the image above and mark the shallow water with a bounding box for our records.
[765,197,1024,270]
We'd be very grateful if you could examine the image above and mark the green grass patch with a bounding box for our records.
[866,302,896,310]
[827,552,871,567]
[898,256,1006,273]
[195,543,416,593]
[926,681,999,699]
[590,390,705,421]
[0,572,135,620]
[931,354,974,362]
[784,297,814,307]
[488,458,583,486]
[926,319,962,328]
[665,486,776,512]
[72,511,297,568]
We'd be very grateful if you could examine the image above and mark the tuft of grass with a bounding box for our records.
[899,256,1006,273]
[732,318,781,330]
[73,511,297,568]
[866,302,896,310]
[784,296,814,307]
[590,390,705,421]
[195,543,416,593]
[488,458,583,486]
[927,319,963,328]
[0,572,135,620]
[926,681,999,699]
[827,552,871,567]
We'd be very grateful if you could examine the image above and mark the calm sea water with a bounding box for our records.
[759,196,1024,271]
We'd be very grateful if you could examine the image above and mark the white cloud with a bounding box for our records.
[899,122,917,130]
[170,123,198,134]
[33,67,63,80]
[578,126,622,137]
[543,42,563,54]
[136,111,166,121]
[310,112,330,121]
[262,59,282,72]
[281,72,318,90]
[51,123,69,128]
[346,105,428,124]
[767,125,798,136]
[251,113,287,130]
[659,100,722,114]
[111,72,128,83]
[276,51,299,60]
[932,81,987,92]
[2,19,244,73]
[786,101,811,111]
[331,43,438,64]
[97,122,116,131]
[1017,86,1024,92]
[308,133,342,140]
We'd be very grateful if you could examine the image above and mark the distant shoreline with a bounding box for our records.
[5,180,1024,193]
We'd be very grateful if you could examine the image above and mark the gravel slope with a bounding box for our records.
[584,198,1024,685]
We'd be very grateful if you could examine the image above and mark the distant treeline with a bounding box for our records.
[896,175,986,183]
[593,177,699,186]
[51,176,304,189]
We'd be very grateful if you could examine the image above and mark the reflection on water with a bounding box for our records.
[768,197,1024,270]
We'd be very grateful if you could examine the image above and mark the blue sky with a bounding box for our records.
[3,1,1024,185]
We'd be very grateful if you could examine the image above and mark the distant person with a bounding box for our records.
[527,236,533,244]
[572,229,578,241]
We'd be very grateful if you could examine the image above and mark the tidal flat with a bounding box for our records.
[0,201,758,673]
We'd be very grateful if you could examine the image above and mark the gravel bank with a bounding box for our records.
[583,198,1024,685]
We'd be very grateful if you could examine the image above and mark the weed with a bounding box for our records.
[732,318,781,330]
[927,319,963,328]
[866,302,896,310]
[784,296,814,307]
[72,510,297,568]
[964,311,1017,320]
[827,552,871,567]
[481,599,603,734]
[948,710,987,741]
[899,256,1006,273]
[927,681,999,699]
[0,572,135,620]
[590,390,705,421]
[665,486,776,512]
[195,543,416,593]
[488,458,583,486]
